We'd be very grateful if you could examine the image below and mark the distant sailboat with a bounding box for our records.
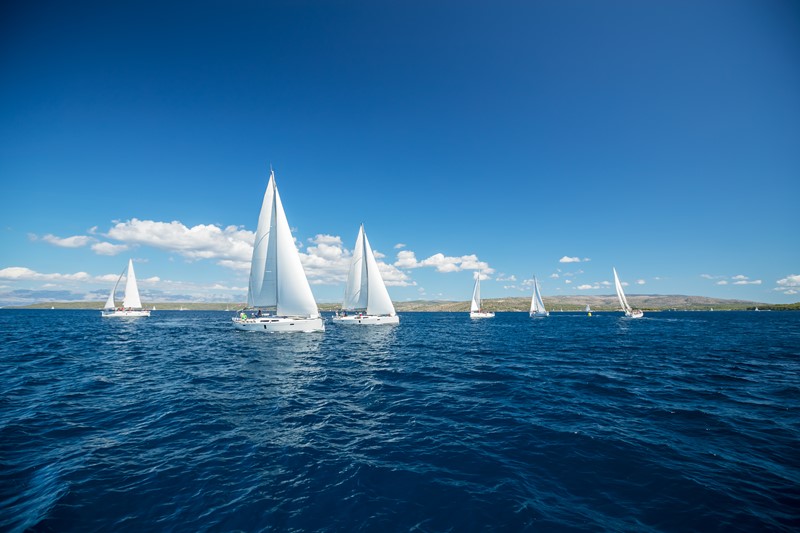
[469,273,494,318]
[613,267,643,319]
[586,304,592,316]
[101,259,151,317]
[333,224,399,325]
[232,169,324,332]
[529,275,549,317]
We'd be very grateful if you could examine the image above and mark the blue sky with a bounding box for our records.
[1,0,798,306]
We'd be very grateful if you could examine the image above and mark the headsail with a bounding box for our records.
[104,267,126,309]
[342,225,369,311]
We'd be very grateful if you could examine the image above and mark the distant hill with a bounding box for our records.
[6,296,797,311]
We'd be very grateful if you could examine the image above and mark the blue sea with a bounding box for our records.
[1,310,798,531]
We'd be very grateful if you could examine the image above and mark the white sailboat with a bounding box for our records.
[232,170,324,332]
[613,267,643,319]
[101,259,151,317]
[333,224,399,325]
[585,304,592,316]
[529,275,549,317]
[469,273,494,318]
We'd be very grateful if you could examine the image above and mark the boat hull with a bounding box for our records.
[232,316,325,332]
[470,311,495,319]
[530,311,549,318]
[332,314,399,325]
[626,310,644,319]
[101,309,151,317]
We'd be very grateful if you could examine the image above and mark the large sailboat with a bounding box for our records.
[101,259,151,317]
[529,275,549,317]
[613,267,644,319]
[232,170,324,332]
[333,224,399,325]
[469,273,494,318]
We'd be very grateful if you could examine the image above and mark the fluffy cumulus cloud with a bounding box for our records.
[393,251,493,274]
[299,234,414,287]
[731,274,762,285]
[576,284,597,290]
[559,256,581,263]
[774,274,799,295]
[106,219,254,264]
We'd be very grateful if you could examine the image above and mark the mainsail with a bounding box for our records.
[122,259,143,309]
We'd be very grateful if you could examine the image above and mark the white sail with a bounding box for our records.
[104,268,125,309]
[122,259,143,309]
[613,267,630,313]
[470,276,481,312]
[342,225,369,311]
[245,171,319,318]
[363,228,396,316]
[341,225,396,316]
[530,276,547,314]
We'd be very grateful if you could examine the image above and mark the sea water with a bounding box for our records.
[1,310,798,531]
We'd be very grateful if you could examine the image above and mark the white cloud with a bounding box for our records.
[394,243,406,249]
[717,280,729,285]
[559,256,582,263]
[496,274,516,282]
[601,280,612,286]
[473,271,491,281]
[0,267,92,281]
[576,284,597,290]
[91,242,130,256]
[393,250,493,274]
[299,234,415,287]
[700,274,716,279]
[776,274,800,287]
[733,279,762,285]
[783,289,798,295]
[565,279,572,284]
[636,279,646,285]
[40,234,93,248]
[732,274,748,281]
[106,218,254,265]
[550,273,559,279]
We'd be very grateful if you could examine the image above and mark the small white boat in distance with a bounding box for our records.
[586,304,592,316]
[232,169,324,333]
[529,275,549,317]
[333,224,399,325]
[469,273,494,318]
[613,267,643,319]
[102,259,151,317]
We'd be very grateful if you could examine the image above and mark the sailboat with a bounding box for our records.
[585,304,592,316]
[469,273,494,318]
[101,259,151,317]
[333,224,399,325]
[529,275,549,317]
[613,267,643,319]
[232,170,324,332]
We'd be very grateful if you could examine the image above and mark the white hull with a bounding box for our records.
[530,311,549,318]
[232,316,325,332]
[470,311,495,319]
[102,309,151,317]
[332,314,399,325]
[625,310,644,319]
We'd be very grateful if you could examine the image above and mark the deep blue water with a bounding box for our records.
[1,310,798,532]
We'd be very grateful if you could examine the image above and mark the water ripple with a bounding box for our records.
[1,310,798,531]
